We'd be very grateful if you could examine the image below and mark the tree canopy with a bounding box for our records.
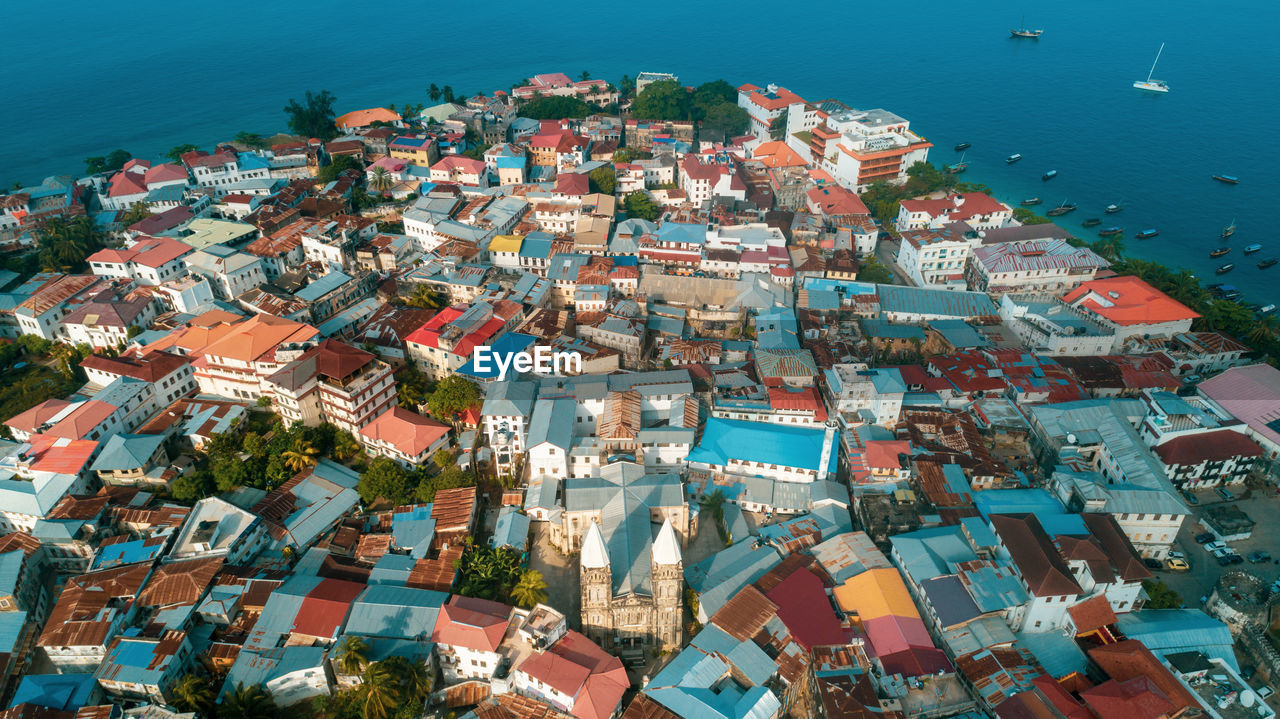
[358,456,415,506]
[36,216,113,272]
[519,95,591,120]
[284,90,339,140]
[84,149,132,175]
[624,191,661,221]
[588,166,617,195]
[166,144,199,162]
[427,376,480,423]
[632,80,691,121]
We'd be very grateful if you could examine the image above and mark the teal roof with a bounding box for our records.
[295,271,353,302]
[344,585,446,640]
[90,433,166,471]
[11,672,96,711]
[490,506,529,551]
[527,398,575,450]
[1116,609,1239,671]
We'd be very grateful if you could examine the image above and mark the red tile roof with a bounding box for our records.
[807,185,869,216]
[1062,276,1199,326]
[1081,676,1176,719]
[1066,595,1117,634]
[359,407,450,459]
[81,350,189,383]
[1086,640,1199,714]
[990,514,1083,597]
[432,595,511,652]
[1155,429,1264,466]
[899,193,1010,224]
[293,578,364,638]
[335,107,402,129]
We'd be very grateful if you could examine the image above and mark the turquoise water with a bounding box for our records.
[3,0,1276,302]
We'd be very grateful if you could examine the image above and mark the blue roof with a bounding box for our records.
[10,673,96,711]
[92,531,170,570]
[686,417,838,474]
[490,506,530,551]
[518,236,553,259]
[527,399,576,451]
[0,611,26,654]
[495,156,526,169]
[1015,630,1088,679]
[90,433,166,471]
[391,505,436,559]
[296,271,354,302]
[369,553,417,585]
[931,319,989,348]
[654,222,707,246]
[862,319,927,341]
[1116,609,1239,671]
[876,284,998,318]
[685,540,782,619]
[690,625,777,686]
[344,585,447,640]
[97,635,185,687]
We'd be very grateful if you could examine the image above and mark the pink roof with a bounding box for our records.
[359,407,450,458]
[1199,363,1280,447]
[518,631,628,719]
[878,646,953,678]
[368,156,409,173]
[6,399,72,434]
[143,163,189,186]
[431,155,486,175]
[107,170,148,198]
[866,440,910,470]
[45,400,119,440]
[432,596,511,652]
[862,614,935,658]
[404,301,520,358]
[554,173,589,196]
[807,185,869,216]
[130,236,192,268]
[763,568,849,650]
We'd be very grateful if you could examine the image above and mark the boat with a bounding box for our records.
[1136,229,1160,239]
[1133,43,1170,92]
[1046,201,1077,217]
[1098,227,1124,236]
[954,142,971,152]
[1020,197,1042,206]
[1260,304,1277,315]
[1259,258,1279,269]
[1104,204,1123,214]
[946,152,968,174]
[1042,170,1057,180]
[1212,175,1240,184]
[1245,243,1263,254]
[1209,248,1231,258]
[1216,263,1235,275]
[1006,154,1023,164]
[1010,17,1043,38]
[1082,218,1102,228]
[1222,290,1242,300]
[1222,218,1236,238]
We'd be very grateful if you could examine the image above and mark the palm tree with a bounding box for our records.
[427,84,441,102]
[511,569,549,608]
[171,673,215,716]
[361,662,404,719]
[219,684,278,719]
[333,431,362,462]
[382,656,432,704]
[370,166,393,195]
[1250,314,1280,344]
[579,70,591,81]
[282,438,319,473]
[334,635,370,676]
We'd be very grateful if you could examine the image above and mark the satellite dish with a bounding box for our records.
[1241,691,1256,708]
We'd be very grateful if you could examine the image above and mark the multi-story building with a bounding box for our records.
[1062,276,1200,350]
[37,563,151,670]
[13,274,106,341]
[678,155,747,205]
[737,83,805,140]
[801,108,932,191]
[896,193,1012,232]
[822,364,906,427]
[189,314,321,402]
[431,595,513,684]
[87,236,192,286]
[183,245,267,301]
[405,300,523,379]
[896,224,978,290]
[968,239,1110,294]
[429,156,488,187]
[181,150,270,196]
[264,339,397,435]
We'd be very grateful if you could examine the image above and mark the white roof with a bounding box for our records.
[652,517,682,566]
[580,520,610,569]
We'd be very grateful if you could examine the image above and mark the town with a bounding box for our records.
[1,70,1279,719]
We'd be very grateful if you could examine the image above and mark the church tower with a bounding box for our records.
[579,520,614,646]
[650,517,684,649]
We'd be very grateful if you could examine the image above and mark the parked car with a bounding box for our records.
[1182,491,1199,505]
[1195,532,1215,544]
[1229,553,1245,565]
[1257,686,1275,700]
[1205,541,1228,553]
[1250,551,1272,563]
[1168,550,1186,560]
[1144,557,1163,570]
[1217,554,1237,566]
[1218,487,1235,501]
[1166,557,1191,571]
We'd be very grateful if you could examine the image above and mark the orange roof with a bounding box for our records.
[744,85,805,112]
[832,567,920,621]
[1062,276,1200,326]
[199,314,319,363]
[751,141,808,168]
[144,311,246,355]
[359,407,451,458]
[865,440,910,470]
[334,107,402,129]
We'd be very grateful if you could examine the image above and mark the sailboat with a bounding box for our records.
[1010,16,1043,38]
[1222,218,1236,239]
[946,152,968,174]
[1134,43,1170,92]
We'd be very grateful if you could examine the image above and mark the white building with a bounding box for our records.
[896,194,1012,232]
[822,364,906,427]
[183,245,267,300]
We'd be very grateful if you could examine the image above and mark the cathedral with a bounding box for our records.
[580,515,683,651]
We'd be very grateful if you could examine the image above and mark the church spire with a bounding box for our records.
[652,517,682,566]
[581,520,610,569]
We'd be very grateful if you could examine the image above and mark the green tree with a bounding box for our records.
[432,449,457,469]
[282,438,319,473]
[427,84,442,102]
[511,569,549,608]
[442,86,455,103]
[167,144,199,162]
[36,215,112,272]
[453,542,523,600]
[332,431,363,462]
[84,149,132,175]
[859,257,894,285]
[358,456,413,506]
[769,110,788,140]
[335,636,370,676]
[618,74,636,99]
[632,80,691,121]
[219,684,279,719]
[370,166,393,195]
[212,457,251,492]
[588,166,617,195]
[243,431,268,459]
[1142,579,1182,609]
[404,284,448,310]
[172,673,215,716]
[579,70,591,81]
[235,131,268,148]
[699,103,750,140]
[1012,207,1051,225]
[381,656,432,706]
[284,90,339,141]
[317,154,364,185]
[693,79,737,106]
[361,662,404,719]
[1251,314,1280,344]
[395,365,433,410]
[624,191,661,221]
[427,376,481,423]
[171,473,212,503]
[519,95,591,120]
[415,465,473,503]
[120,202,154,226]
[613,147,650,164]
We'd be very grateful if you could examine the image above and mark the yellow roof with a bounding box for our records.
[488,234,524,254]
[832,567,920,621]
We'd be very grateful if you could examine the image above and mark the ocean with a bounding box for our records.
[3,0,1276,302]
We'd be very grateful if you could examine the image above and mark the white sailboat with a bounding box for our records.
[1133,43,1170,93]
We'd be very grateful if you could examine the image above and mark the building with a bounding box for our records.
[1154,430,1264,490]
[431,595,513,683]
[188,314,321,402]
[737,83,805,140]
[1198,364,1280,457]
[823,364,906,427]
[798,108,932,191]
[37,563,152,670]
[580,510,683,650]
[404,300,523,380]
[358,407,451,467]
[968,240,1109,294]
[87,236,192,286]
[1061,276,1199,349]
[183,245,267,300]
[896,224,979,290]
[264,339,397,435]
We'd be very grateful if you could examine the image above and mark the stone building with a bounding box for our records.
[580,515,683,651]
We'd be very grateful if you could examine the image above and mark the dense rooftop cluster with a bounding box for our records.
[0,70,1277,719]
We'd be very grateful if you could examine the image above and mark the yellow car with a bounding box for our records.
[1166,558,1190,572]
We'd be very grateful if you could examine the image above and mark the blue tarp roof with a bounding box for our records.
[10,673,96,711]
[687,417,838,474]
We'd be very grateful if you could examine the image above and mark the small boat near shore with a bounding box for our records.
[1216,263,1235,275]
[1245,243,1263,254]
[1259,258,1278,270]
[1007,153,1023,164]
[1042,170,1057,180]
[1136,229,1160,239]
[946,152,968,174]
[954,142,971,151]
[1222,218,1236,238]
[1260,304,1277,315]
[1099,227,1124,236]
[1210,248,1231,258]
[1020,197,1042,206]
[1082,218,1101,228]
[1104,204,1123,214]
[1212,175,1240,185]
[1046,201,1077,217]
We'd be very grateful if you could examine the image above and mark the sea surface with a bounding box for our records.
[3,0,1277,303]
